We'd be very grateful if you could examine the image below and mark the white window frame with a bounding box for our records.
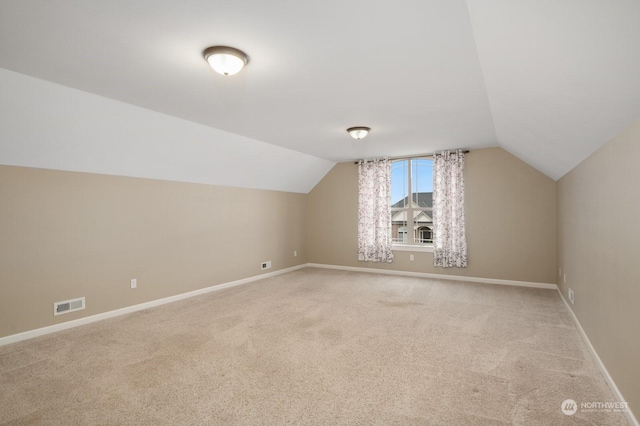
[391,158,435,253]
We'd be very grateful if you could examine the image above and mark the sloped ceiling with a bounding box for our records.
[468,0,640,179]
[1,0,639,182]
[0,68,334,194]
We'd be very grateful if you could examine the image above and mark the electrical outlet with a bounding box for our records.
[294,250,297,257]
[131,278,137,289]
[563,273,566,284]
[261,261,272,270]
[409,254,414,261]
[568,288,574,304]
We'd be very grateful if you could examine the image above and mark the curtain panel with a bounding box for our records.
[433,150,467,268]
[357,159,394,263]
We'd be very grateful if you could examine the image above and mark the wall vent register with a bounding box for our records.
[54,297,86,316]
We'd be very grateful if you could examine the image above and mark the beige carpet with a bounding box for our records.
[0,268,629,425]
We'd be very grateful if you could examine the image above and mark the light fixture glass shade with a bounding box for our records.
[347,127,371,140]
[203,46,248,76]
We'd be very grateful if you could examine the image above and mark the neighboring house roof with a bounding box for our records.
[391,192,433,209]
[391,210,432,224]
[391,192,433,225]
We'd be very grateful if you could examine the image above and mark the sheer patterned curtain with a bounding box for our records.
[433,150,467,268]
[357,159,394,263]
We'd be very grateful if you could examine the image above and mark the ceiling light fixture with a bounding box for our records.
[347,126,371,140]
[203,46,249,76]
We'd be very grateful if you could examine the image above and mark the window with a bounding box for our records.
[390,158,434,247]
[418,226,433,244]
[397,226,408,242]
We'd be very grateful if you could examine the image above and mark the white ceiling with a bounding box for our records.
[1,0,639,180]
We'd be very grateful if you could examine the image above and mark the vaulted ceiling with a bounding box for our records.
[1,0,639,181]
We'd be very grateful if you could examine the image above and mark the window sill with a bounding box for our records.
[392,244,434,253]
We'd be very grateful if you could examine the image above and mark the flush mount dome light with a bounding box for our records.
[203,46,248,76]
[347,126,371,140]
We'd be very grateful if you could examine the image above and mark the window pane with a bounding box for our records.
[390,160,409,208]
[390,211,408,243]
[411,159,433,207]
[389,158,435,247]
[415,209,433,244]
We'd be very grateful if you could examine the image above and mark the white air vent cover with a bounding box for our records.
[54,297,85,316]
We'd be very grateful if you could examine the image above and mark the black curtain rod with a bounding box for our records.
[353,149,470,164]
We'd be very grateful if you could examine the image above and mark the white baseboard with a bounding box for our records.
[0,264,306,347]
[557,289,638,426]
[306,263,558,290]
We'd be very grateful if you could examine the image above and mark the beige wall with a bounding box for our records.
[308,147,557,283]
[557,118,640,412]
[0,165,307,338]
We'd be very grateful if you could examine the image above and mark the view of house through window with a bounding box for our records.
[390,158,434,245]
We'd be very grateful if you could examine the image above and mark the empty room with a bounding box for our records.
[1,1,638,425]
